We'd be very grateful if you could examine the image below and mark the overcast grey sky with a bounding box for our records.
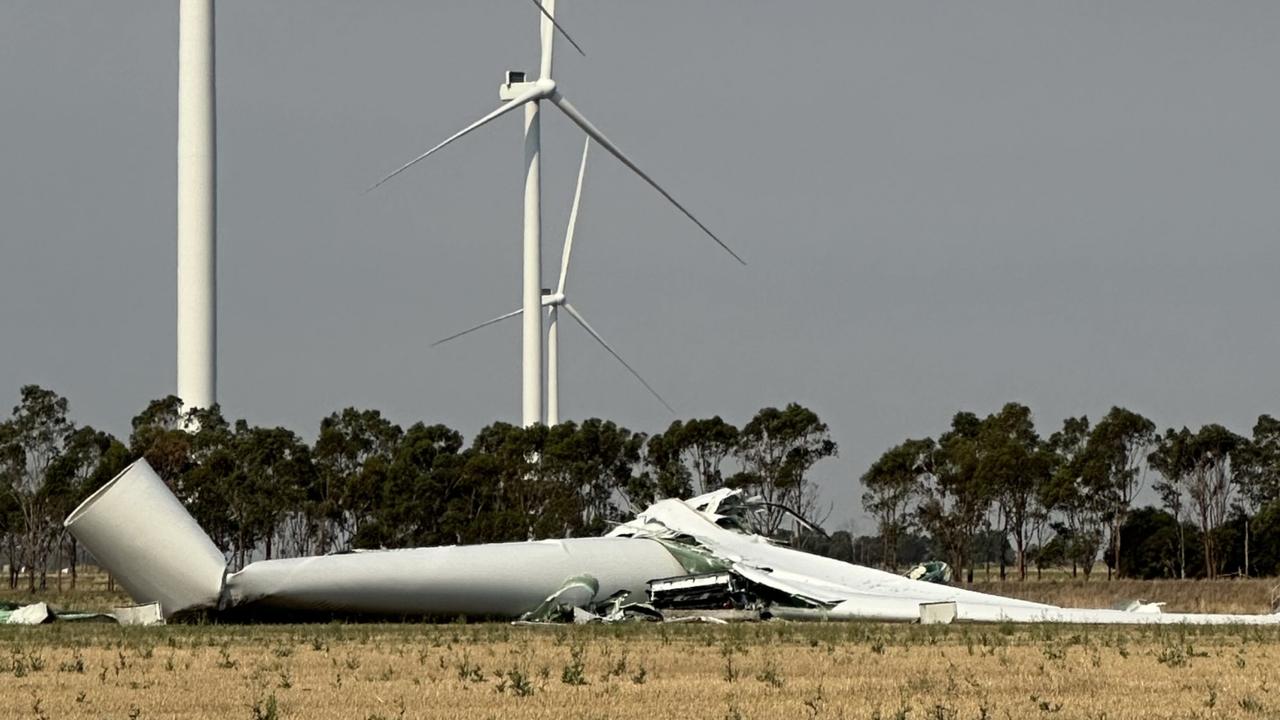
[2,1,1278,528]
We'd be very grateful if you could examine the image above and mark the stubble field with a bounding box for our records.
[3,574,1280,719]
[2,620,1280,720]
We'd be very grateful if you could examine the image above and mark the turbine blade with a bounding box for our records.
[369,85,545,192]
[563,302,675,413]
[557,138,590,295]
[549,92,746,265]
[529,0,585,58]
[431,308,524,347]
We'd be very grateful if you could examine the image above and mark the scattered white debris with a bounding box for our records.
[5,602,52,625]
[114,602,166,626]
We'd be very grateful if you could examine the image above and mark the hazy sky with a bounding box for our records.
[2,2,1278,529]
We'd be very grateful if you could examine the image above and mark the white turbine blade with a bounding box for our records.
[529,0,585,57]
[557,138,590,295]
[369,85,545,192]
[538,0,555,78]
[563,302,675,413]
[549,92,746,266]
[431,308,524,347]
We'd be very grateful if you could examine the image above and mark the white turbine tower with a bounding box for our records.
[431,139,674,423]
[176,0,217,412]
[371,1,741,426]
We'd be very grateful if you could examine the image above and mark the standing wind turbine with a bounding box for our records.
[432,139,674,422]
[370,1,740,426]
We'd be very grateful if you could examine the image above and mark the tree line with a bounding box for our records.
[862,403,1280,582]
[0,385,837,591]
[6,384,1277,593]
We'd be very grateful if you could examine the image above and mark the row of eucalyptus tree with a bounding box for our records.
[861,403,1280,581]
[1,385,838,588]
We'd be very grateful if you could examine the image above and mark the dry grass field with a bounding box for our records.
[4,574,1280,719]
[2,622,1280,719]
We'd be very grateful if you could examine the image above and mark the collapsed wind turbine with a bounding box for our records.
[432,139,675,423]
[370,1,741,426]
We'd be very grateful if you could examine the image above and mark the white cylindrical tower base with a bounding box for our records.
[64,460,227,618]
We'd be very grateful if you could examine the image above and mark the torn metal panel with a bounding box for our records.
[612,494,1049,611]
[648,572,745,610]
[114,603,166,626]
[904,561,953,584]
[520,575,601,622]
[919,602,958,625]
[3,602,52,625]
[653,540,732,575]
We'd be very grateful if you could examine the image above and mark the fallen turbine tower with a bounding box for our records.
[66,460,1280,625]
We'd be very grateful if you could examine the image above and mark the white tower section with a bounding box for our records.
[521,102,543,428]
[177,0,217,411]
[518,0,556,427]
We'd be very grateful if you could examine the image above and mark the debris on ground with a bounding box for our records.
[61,459,1280,626]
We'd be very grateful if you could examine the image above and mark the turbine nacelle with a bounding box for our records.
[371,63,743,267]
[499,76,557,102]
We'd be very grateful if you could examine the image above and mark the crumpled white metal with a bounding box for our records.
[611,489,1280,625]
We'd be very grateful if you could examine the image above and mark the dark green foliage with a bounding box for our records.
[1083,407,1156,578]
[661,417,739,495]
[2,387,846,576]
[0,386,125,591]
[127,396,191,485]
[868,406,1280,583]
[1109,507,1202,580]
[978,403,1047,580]
[312,408,403,553]
[1238,416,1280,509]
[733,403,838,535]
[1041,416,1106,579]
[1103,500,1280,580]
[640,429,691,501]
[1244,502,1280,577]
[971,529,1013,567]
[915,412,990,583]
[1149,424,1246,578]
[862,439,933,571]
[8,383,1280,586]
[1206,505,1280,579]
